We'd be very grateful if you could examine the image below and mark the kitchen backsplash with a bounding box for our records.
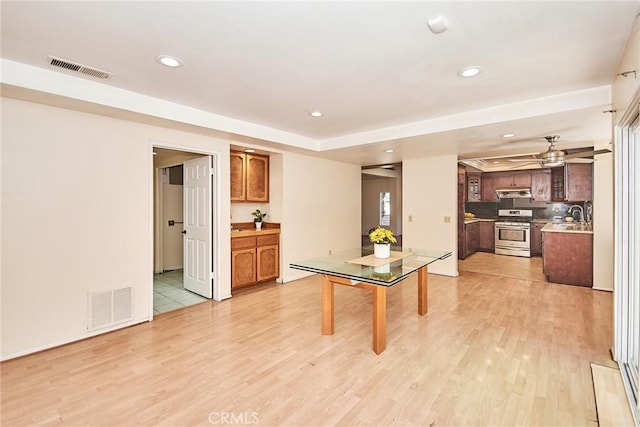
[465,199,589,221]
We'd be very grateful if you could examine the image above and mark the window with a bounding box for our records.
[380,192,391,226]
[615,97,639,424]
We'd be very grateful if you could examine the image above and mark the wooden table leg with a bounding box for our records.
[321,275,334,335]
[372,286,387,354]
[418,265,428,316]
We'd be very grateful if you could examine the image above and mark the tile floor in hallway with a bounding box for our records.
[153,269,208,315]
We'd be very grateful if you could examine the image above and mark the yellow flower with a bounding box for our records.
[369,227,397,244]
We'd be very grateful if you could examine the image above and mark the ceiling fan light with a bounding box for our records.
[544,161,564,168]
[542,150,564,166]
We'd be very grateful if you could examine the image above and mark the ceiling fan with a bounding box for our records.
[508,135,611,168]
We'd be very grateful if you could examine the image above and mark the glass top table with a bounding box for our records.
[290,246,452,354]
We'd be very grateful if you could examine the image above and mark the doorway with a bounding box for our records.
[361,163,403,245]
[152,147,217,314]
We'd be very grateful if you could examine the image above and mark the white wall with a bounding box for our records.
[280,152,361,282]
[593,151,614,291]
[612,14,639,115]
[402,155,458,277]
[161,178,184,270]
[1,97,232,359]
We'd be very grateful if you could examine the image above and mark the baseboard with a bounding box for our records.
[1,317,149,362]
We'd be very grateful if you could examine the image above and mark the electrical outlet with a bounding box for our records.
[444,216,451,223]
[408,214,413,222]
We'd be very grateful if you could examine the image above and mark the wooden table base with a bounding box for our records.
[321,265,428,354]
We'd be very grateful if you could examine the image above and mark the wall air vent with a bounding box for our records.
[48,55,112,79]
[87,286,133,331]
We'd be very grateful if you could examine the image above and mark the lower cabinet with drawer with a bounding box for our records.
[231,234,279,289]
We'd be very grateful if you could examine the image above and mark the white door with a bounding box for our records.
[183,156,213,298]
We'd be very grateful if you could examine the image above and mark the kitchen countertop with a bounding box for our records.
[230,228,280,238]
[464,218,495,224]
[541,222,593,234]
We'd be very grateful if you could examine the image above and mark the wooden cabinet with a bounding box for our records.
[466,173,481,202]
[481,171,532,201]
[462,222,479,259]
[481,174,498,201]
[550,164,593,202]
[530,222,546,256]
[478,221,495,252]
[231,233,279,289]
[551,167,565,201]
[531,170,551,202]
[230,151,247,201]
[565,163,593,201]
[494,172,532,188]
[542,231,593,287]
[230,151,269,202]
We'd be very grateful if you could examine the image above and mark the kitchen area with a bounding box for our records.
[458,163,595,287]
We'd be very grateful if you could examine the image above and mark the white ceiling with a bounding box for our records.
[1,1,638,167]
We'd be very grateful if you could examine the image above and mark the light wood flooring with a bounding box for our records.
[591,363,635,426]
[1,263,615,426]
[458,251,547,283]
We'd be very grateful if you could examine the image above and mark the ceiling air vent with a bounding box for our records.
[48,55,112,79]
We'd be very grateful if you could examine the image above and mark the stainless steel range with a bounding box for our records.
[495,209,532,257]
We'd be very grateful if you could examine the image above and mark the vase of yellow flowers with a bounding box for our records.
[369,226,397,259]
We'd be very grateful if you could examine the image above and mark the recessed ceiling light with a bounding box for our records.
[458,66,481,78]
[384,149,394,153]
[501,133,516,138]
[156,55,183,68]
[309,111,323,117]
[244,149,256,153]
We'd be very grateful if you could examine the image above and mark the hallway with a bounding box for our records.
[153,269,207,314]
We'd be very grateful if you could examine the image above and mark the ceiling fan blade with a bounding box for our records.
[507,158,540,162]
[564,148,612,159]
[565,158,593,163]
[508,162,540,169]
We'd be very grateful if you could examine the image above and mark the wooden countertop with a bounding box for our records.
[230,222,280,238]
[231,228,280,238]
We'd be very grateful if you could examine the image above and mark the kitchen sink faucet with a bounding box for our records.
[569,205,585,223]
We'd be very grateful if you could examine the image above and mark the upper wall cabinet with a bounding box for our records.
[565,163,593,202]
[531,170,551,202]
[230,151,270,203]
[466,173,482,202]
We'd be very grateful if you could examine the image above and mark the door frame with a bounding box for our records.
[149,141,221,320]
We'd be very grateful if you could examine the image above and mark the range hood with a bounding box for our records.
[495,188,532,199]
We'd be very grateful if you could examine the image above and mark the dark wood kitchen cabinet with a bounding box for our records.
[478,221,495,252]
[565,163,593,201]
[481,171,532,201]
[542,231,593,287]
[466,173,482,202]
[230,151,270,202]
[494,171,532,188]
[531,170,551,202]
[550,164,593,202]
[481,174,498,201]
[463,222,479,259]
[530,222,546,256]
[551,167,565,201]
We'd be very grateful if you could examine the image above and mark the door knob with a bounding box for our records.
[182,230,187,234]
